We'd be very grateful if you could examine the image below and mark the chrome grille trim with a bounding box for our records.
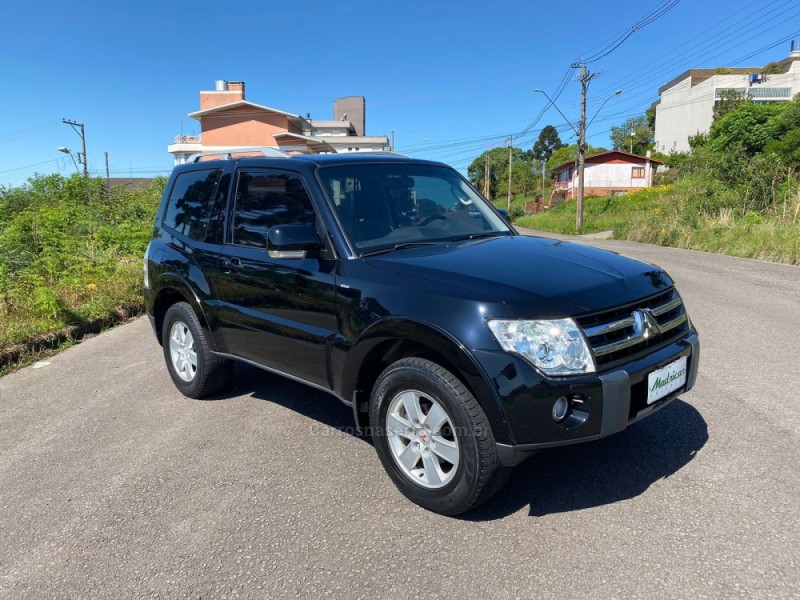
[583,316,635,338]
[593,333,647,357]
[580,289,689,363]
[650,296,682,316]
[658,312,688,334]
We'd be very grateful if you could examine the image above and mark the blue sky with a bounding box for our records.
[0,0,798,186]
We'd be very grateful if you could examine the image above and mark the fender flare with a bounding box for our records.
[152,272,214,339]
[341,317,514,445]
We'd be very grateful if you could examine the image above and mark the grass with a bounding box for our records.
[491,187,553,217]
[515,184,800,265]
[0,174,164,367]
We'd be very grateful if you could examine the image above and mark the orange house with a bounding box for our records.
[168,81,389,164]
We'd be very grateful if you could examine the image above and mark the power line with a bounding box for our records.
[591,0,799,103]
[580,0,681,64]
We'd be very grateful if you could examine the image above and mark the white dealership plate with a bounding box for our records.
[647,356,687,404]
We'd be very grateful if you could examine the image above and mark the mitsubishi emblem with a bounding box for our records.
[632,309,661,339]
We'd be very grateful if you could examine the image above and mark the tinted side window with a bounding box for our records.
[163,169,222,242]
[232,170,316,248]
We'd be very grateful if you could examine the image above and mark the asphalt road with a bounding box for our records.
[1,233,798,599]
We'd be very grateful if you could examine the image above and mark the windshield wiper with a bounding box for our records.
[360,241,443,257]
[448,231,508,242]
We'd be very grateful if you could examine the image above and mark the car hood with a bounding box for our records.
[364,235,673,318]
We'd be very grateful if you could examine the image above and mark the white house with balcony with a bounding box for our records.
[654,46,800,154]
[551,150,661,203]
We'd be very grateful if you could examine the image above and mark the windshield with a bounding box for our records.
[318,163,511,254]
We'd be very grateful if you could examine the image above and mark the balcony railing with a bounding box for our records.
[173,134,201,144]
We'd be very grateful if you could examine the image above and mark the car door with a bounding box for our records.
[212,167,338,388]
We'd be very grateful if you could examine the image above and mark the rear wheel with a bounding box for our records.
[162,302,233,399]
[370,357,509,515]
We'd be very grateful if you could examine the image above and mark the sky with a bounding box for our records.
[0,0,798,187]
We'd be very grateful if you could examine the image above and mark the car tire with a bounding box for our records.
[162,301,233,399]
[370,357,509,515]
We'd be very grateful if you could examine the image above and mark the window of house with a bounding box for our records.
[162,169,223,242]
[632,167,645,179]
[231,170,316,248]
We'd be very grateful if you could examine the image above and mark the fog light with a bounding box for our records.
[552,396,570,422]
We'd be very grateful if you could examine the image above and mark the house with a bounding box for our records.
[550,150,662,202]
[168,81,391,164]
[653,43,800,153]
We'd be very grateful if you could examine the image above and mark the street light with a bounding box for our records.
[586,90,622,130]
[57,147,80,174]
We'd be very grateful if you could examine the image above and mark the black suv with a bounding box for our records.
[144,150,699,515]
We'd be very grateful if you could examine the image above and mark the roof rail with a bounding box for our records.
[187,147,292,163]
[356,150,409,157]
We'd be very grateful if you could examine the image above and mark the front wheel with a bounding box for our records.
[370,357,508,515]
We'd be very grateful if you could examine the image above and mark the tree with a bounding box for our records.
[468,147,526,200]
[610,115,653,155]
[546,144,607,173]
[531,125,565,162]
[708,102,786,156]
[763,94,800,167]
[645,106,656,130]
[713,89,750,120]
[497,158,537,199]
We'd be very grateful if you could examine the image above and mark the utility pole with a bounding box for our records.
[104,152,110,185]
[391,130,395,152]
[507,136,513,211]
[575,65,597,234]
[484,153,490,197]
[63,119,88,177]
[535,79,618,232]
[542,160,546,197]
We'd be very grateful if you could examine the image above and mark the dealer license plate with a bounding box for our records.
[647,356,688,404]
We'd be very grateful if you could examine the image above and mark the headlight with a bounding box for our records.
[487,318,595,376]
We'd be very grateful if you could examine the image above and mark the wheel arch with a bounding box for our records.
[151,274,212,346]
[342,318,513,445]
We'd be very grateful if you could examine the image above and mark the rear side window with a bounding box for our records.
[163,169,222,241]
[232,170,316,248]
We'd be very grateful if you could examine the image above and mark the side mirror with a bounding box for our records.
[496,208,510,223]
[267,223,321,259]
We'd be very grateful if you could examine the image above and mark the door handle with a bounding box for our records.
[221,257,242,272]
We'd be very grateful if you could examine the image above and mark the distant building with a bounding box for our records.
[168,81,390,164]
[551,150,661,202]
[654,44,800,154]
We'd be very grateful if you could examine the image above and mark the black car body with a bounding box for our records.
[144,151,699,514]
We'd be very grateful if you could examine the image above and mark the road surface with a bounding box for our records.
[1,232,798,599]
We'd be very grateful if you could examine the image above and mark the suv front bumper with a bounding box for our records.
[473,332,699,467]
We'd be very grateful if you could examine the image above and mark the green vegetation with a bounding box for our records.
[516,95,800,265]
[546,144,607,172]
[516,184,800,264]
[0,174,164,361]
[610,114,654,155]
[531,125,565,163]
[468,126,568,203]
[492,188,553,220]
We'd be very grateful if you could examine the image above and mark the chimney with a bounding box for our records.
[334,96,366,136]
[200,80,246,111]
[791,40,800,59]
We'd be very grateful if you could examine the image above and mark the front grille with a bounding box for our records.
[576,288,690,369]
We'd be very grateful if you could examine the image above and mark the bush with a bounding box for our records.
[0,174,164,352]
